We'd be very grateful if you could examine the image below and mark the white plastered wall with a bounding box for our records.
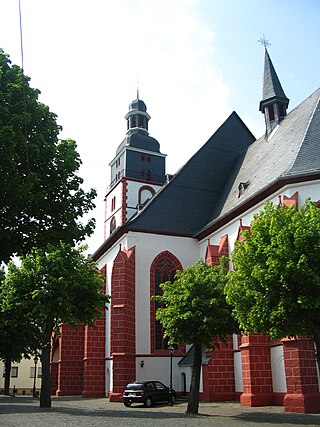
[270,345,287,393]
[133,232,199,390]
[105,181,124,236]
[1,358,42,393]
[126,180,162,207]
[129,232,199,355]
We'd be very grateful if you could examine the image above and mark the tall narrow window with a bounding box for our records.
[110,216,116,234]
[150,252,182,351]
[111,197,116,211]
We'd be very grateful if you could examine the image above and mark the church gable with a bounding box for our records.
[129,112,255,236]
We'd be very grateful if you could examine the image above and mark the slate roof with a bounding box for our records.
[259,48,289,111]
[126,112,255,236]
[286,89,320,177]
[203,87,320,230]
[129,98,147,112]
[116,129,161,155]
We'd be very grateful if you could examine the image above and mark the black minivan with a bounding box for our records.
[123,380,176,407]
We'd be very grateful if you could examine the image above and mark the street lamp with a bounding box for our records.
[32,354,39,397]
[168,345,175,406]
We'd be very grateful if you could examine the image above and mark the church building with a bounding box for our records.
[51,48,320,413]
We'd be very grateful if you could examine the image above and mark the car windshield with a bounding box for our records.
[126,383,144,390]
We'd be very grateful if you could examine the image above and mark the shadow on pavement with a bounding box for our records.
[1,396,320,425]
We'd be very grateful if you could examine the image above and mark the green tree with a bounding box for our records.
[0,294,38,395]
[154,259,238,415]
[2,243,110,408]
[0,49,96,263]
[225,199,320,368]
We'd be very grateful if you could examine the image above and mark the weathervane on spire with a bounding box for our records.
[258,34,271,48]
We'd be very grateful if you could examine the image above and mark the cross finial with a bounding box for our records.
[258,34,271,48]
[130,77,144,99]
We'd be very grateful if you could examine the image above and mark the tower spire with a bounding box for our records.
[259,44,289,136]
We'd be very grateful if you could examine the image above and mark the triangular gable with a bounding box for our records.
[205,234,228,266]
[236,219,250,242]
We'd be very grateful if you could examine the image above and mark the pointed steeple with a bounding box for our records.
[259,48,289,136]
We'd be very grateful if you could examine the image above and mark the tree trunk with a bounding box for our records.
[313,327,320,373]
[186,343,202,415]
[4,357,11,395]
[39,345,51,408]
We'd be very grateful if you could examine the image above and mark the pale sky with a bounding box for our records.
[1,0,319,254]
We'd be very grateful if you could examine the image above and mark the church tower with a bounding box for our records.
[259,48,289,136]
[104,96,166,238]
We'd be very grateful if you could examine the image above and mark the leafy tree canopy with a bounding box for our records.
[225,199,320,348]
[154,259,238,414]
[155,259,237,348]
[0,268,39,395]
[0,49,96,263]
[2,242,110,407]
[4,243,109,342]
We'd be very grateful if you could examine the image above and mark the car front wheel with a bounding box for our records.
[124,402,132,407]
[144,397,152,408]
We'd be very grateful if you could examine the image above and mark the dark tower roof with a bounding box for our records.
[259,48,289,109]
[115,96,161,155]
[129,98,147,112]
[259,49,290,135]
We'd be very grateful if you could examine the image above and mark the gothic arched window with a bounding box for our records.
[150,251,182,352]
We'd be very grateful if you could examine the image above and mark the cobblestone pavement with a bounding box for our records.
[1,396,320,427]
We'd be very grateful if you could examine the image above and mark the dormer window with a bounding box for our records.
[238,181,250,198]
